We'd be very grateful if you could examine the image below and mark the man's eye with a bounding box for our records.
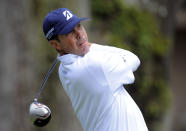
[77,23,81,28]
[68,30,75,35]
[72,30,75,34]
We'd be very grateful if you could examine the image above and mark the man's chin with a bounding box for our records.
[80,44,90,55]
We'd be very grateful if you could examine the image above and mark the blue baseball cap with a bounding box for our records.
[43,8,89,41]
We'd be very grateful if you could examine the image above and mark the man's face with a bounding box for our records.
[52,23,91,56]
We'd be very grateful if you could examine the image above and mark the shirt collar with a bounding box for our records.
[57,53,79,65]
[56,44,96,65]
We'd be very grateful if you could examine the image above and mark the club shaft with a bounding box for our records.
[35,58,58,102]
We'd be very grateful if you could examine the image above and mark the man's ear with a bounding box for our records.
[49,40,61,50]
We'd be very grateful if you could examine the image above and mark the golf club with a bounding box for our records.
[29,58,58,127]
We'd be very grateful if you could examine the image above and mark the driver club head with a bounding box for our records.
[29,101,51,127]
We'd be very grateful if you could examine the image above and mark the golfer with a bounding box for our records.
[43,8,148,131]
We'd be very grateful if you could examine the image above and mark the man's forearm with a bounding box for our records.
[100,44,141,72]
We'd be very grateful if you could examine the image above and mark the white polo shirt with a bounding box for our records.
[57,43,148,131]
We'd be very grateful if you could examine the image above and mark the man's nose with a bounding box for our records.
[75,29,82,39]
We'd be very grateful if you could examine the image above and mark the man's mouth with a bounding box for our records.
[77,38,86,46]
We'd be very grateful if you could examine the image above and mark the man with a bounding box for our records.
[43,8,148,131]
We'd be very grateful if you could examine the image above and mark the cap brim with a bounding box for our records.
[58,17,90,35]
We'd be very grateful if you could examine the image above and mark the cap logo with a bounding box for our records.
[63,10,73,21]
[45,27,54,40]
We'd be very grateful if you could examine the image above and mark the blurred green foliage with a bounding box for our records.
[91,0,171,130]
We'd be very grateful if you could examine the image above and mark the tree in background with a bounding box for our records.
[91,0,171,130]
